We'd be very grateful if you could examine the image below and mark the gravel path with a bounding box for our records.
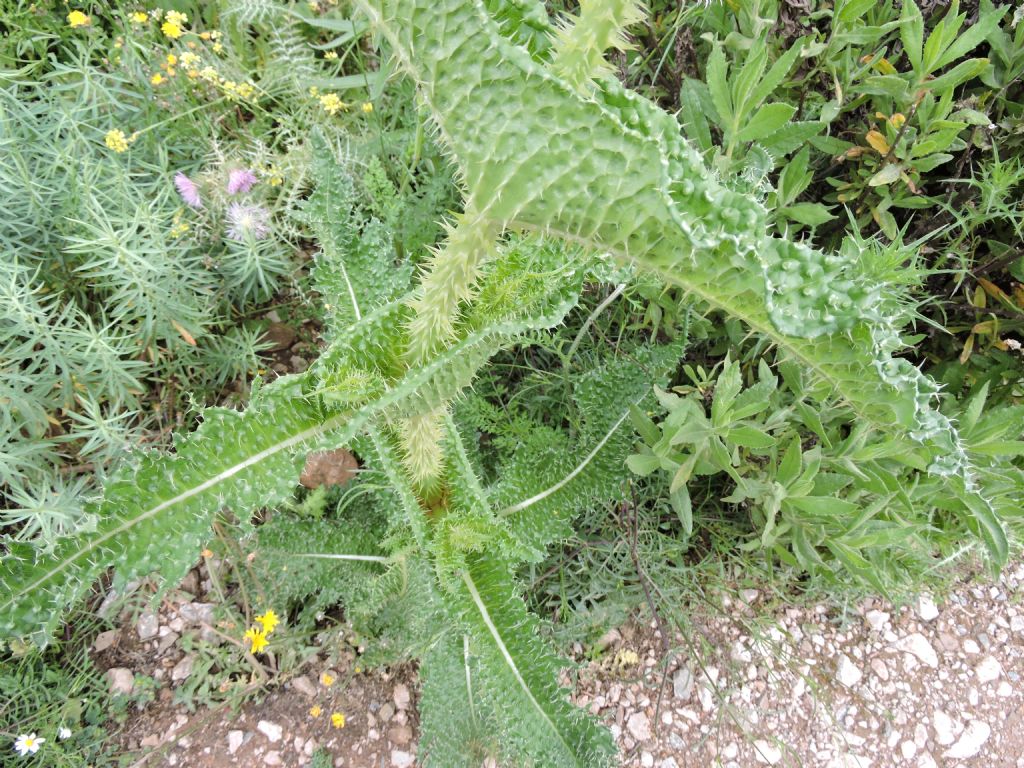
[578,560,1024,768]
[106,559,1024,767]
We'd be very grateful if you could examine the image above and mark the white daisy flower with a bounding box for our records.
[13,733,44,756]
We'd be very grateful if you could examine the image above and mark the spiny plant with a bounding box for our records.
[1,1,1015,765]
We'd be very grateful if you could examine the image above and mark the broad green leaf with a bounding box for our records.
[670,485,693,537]
[780,203,836,226]
[735,103,797,143]
[869,164,902,186]
[900,0,924,73]
[706,43,732,125]
[727,425,776,449]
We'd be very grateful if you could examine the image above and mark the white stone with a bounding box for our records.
[660,759,679,768]
[137,611,159,640]
[915,753,938,768]
[722,743,739,760]
[627,712,652,741]
[869,658,889,681]
[228,731,244,755]
[171,655,194,682]
[865,610,890,631]
[942,720,991,759]
[257,720,283,743]
[641,752,654,767]
[901,741,917,759]
[975,655,1002,684]
[264,751,282,766]
[892,633,938,668]
[94,629,119,652]
[997,681,1013,697]
[916,594,939,621]
[837,655,862,687]
[673,667,693,700]
[963,638,980,654]
[393,684,411,711]
[291,675,317,698]
[106,667,135,695]
[753,740,782,764]
[932,710,956,745]
[391,750,415,768]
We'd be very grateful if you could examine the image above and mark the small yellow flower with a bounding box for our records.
[244,627,269,654]
[213,42,224,54]
[104,129,130,153]
[131,11,148,23]
[210,30,221,39]
[180,51,199,68]
[319,92,346,116]
[330,712,345,729]
[161,21,183,39]
[202,548,214,558]
[166,10,188,26]
[67,10,90,28]
[308,86,319,97]
[361,102,373,113]
[150,72,164,85]
[169,221,190,237]
[320,672,335,687]
[255,609,280,635]
[309,705,322,718]
[324,51,338,60]
[166,53,178,66]
[199,31,212,40]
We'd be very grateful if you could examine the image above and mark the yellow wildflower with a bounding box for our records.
[67,10,90,28]
[308,86,319,97]
[319,92,346,115]
[131,11,148,23]
[309,705,322,718]
[199,31,211,40]
[150,72,164,85]
[213,42,224,54]
[324,51,338,60]
[161,21,183,39]
[201,548,214,558]
[165,10,187,26]
[104,129,130,153]
[199,66,218,82]
[331,712,345,729]
[180,51,199,68]
[166,53,178,66]
[210,30,221,39]
[244,627,269,654]
[255,609,280,635]
[169,221,190,237]
[320,672,335,687]
[267,165,283,187]
[361,102,373,113]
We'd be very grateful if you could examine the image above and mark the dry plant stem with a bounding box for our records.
[625,482,672,736]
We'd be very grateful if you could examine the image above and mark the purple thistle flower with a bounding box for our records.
[226,168,258,195]
[226,203,270,241]
[174,172,202,209]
